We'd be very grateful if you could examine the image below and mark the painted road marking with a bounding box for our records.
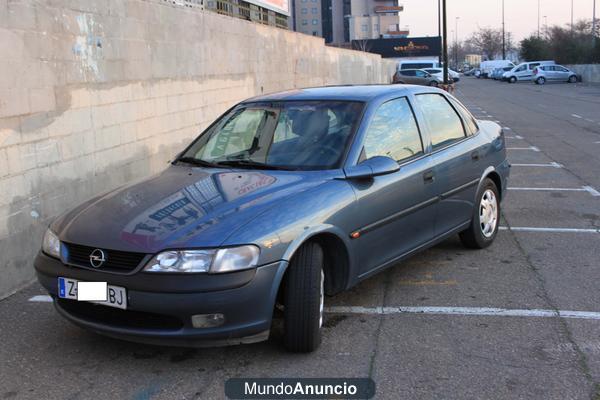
[499,227,600,234]
[508,186,600,196]
[503,127,512,130]
[572,114,583,119]
[28,295,53,302]
[507,146,540,152]
[325,306,600,321]
[511,162,562,168]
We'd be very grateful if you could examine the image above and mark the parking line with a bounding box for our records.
[325,306,600,321]
[503,127,512,130]
[28,295,52,302]
[499,227,600,233]
[507,146,540,152]
[572,114,583,119]
[511,162,562,168]
[507,186,594,194]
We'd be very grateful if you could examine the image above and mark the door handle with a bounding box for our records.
[471,151,480,161]
[423,170,435,183]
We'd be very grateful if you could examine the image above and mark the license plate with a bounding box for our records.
[58,277,127,310]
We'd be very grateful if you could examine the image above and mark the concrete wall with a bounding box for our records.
[0,0,396,298]
[565,64,600,84]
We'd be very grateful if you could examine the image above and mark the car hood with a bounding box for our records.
[54,165,338,253]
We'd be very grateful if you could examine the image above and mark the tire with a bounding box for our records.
[429,80,439,87]
[283,242,324,353]
[459,178,500,249]
[509,76,517,84]
[568,75,577,83]
[537,77,546,85]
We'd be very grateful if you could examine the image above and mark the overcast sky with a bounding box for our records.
[399,0,597,41]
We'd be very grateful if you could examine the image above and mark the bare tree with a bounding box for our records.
[468,27,504,60]
[354,39,372,53]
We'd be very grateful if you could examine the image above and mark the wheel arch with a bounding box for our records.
[480,167,504,201]
[279,226,352,298]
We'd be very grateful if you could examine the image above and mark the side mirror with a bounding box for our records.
[344,156,400,179]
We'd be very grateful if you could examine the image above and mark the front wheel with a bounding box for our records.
[568,75,577,83]
[459,178,500,249]
[283,242,324,352]
[509,76,517,83]
[537,77,546,85]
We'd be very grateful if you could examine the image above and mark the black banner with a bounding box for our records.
[352,37,442,58]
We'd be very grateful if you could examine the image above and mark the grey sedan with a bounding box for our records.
[35,85,509,352]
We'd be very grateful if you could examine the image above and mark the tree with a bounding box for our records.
[468,27,504,60]
[519,36,550,61]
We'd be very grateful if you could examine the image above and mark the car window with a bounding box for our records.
[515,65,526,72]
[401,70,416,76]
[362,98,423,162]
[183,101,365,170]
[416,70,427,77]
[415,94,466,149]
[559,66,568,72]
[448,97,479,135]
[529,63,540,70]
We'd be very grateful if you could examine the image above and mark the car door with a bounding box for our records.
[399,70,417,84]
[349,97,437,277]
[555,66,570,81]
[414,93,481,237]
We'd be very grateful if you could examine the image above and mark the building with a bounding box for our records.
[292,0,407,45]
[465,54,482,67]
[204,0,290,29]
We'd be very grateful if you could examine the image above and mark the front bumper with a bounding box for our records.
[35,252,287,347]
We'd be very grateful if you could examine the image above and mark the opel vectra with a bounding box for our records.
[35,85,509,352]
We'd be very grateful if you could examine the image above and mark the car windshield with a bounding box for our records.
[178,101,364,170]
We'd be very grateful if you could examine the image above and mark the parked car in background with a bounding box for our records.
[34,85,509,353]
[532,65,578,84]
[397,59,442,71]
[393,69,440,86]
[480,60,515,78]
[474,69,482,78]
[493,67,514,80]
[503,61,555,83]
[463,68,476,76]
[423,68,461,83]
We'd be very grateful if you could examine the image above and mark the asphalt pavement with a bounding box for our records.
[1,77,599,400]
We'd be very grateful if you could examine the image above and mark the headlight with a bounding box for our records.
[42,229,61,259]
[143,245,259,274]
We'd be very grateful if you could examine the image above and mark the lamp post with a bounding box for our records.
[502,0,506,59]
[442,0,449,84]
[571,0,574,32]
[538,0,540,39]
[438,0,442,64]
[593,0,597,46]
[455,17,460,69]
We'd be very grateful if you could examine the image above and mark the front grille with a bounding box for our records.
[64,243,147,273]
[56,298,183,330]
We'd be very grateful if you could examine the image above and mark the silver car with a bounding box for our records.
[532,65,578,84]
[393,69,440,86]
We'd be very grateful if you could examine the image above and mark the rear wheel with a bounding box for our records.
[283,242,324,353]
[568,75,577,83]
[460,178,500,249]
[429,80,439,87]
[537,77,546,85]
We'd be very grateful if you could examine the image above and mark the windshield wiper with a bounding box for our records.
[214,159,293,171]
[175,157,222,168]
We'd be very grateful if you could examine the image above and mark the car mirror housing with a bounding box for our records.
[344,156,400,179]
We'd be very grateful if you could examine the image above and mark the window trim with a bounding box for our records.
[414,92,469,152]
[360,96,426,165]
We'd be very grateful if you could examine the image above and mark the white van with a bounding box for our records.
[503,61,555,83]
[397,59,442,71]
[480,60,515,78]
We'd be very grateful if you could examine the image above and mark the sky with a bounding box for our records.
[399,0,597,41]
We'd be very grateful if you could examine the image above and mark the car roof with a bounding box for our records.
[243,85,438,103]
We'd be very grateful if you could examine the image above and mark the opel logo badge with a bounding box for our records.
[89,249,106,268]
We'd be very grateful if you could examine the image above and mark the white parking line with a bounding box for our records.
[503,127,512,130]
[511,162,562,168]
[28,295,52,302]
[583,186,600,196]
[325,306,600,321]
[508,186,587,192]
[507,146,540,152]
[499,227,600,234]
[572,114,583,119]
[585,118,595,123]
